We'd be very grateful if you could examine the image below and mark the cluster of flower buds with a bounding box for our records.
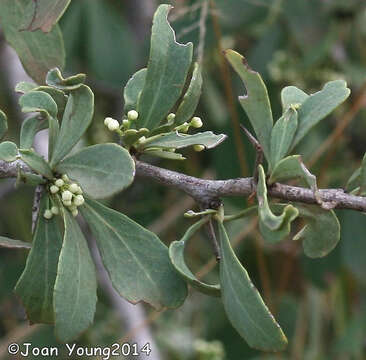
[104,110,139,134]
[173,115,203,133]
[45,174,85,218]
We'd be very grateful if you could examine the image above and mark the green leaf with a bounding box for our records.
[46,68,86,91]
[291,80,351,148]
[123,68,147,114]
[268,155,317,191]
[15,81,37,94]
[143,149,186,161]
[169,218,221,297]
[0,0,65,84]
[217,219,287,351]
[55,144,135,199]
[174,62,203,126]
[15,195,62,323]
[259,204,298,244]
[21,0,71,33]
[270,107,298,168]
[19,149,53,179]
[54,208,97,342]
[80,198,188,310]
[19,91,58,118]
[257,164,298,231]
[225,49,273,160]
[143,131,227,150]
[281,86,309,111]
[16,167,46,186]
[35,86,68,115]
[137,4,193,130]
[294,204,340,258]
[0,141,18,162]
[0,236,31,249]
[0,110,8,140]
[20,116,47,149]
[50,85,94,167]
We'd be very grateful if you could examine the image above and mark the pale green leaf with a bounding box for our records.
[0,0,65,84]
[257,164,298,231]
[346,167,361,193]
[0,110,8,140]
[294,204,340,258]
[169,217,221,297]
[21,0,71,32]
[16,167,46,186]
[218,219,287,351]
[46,68,86,91]
[174,62,203,126]
[0,236,31,249]
[34,86,68,115]
[268,155,317,192]
[143,131,227,150]
[80,198,188,310]
[123,68,147,114]
[50,85,94,167]
[15,195,62,323]
[0,141,18,162]
[55,144,135,199]
[259,204,298,244]
[137,4,193,130]
[291,80,350,148]
[281,86,309,111]
[15,81,37,94]
[19,149,53,179]
[20,116,47,149]
[19,90,58,118]
[122,128,150,148]
[270,107,298,168]
[54,209,97,342]
[143,149,186,160]
[225,49,273,160]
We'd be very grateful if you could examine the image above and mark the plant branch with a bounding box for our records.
[135,160,366,212]
[2,158,366,212]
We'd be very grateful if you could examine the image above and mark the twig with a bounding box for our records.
[31,185,43,233]
[197,0,209,64]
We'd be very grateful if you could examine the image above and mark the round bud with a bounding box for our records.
[50,185,59,194]
[137,136,146,144]
[122,119,130,127]
[69,205,77,212]
[190,116,203,128]
[62,199,72,207]
[107,119,120,131]
[75,186,83,195]
[43,209,53,219]
[193,144,205,152]
[127,110,139,121]
[62,190,73,202]
[51,206,59,215]
[69,183,79,193]
[104,117,113,126]
[71,209,79,217]
[180,123,190,133]
[62,174,69,182]
[55,179,64,187]
[167,113,176,121]
[74,195,85,206]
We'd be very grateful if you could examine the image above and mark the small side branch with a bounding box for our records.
[31,185,43,233]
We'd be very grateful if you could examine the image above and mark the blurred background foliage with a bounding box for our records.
[1,0,366,359]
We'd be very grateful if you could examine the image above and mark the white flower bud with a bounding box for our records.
[51,206,59,215]
[122,119,130,127]
[190,116,203,128]
[69,183,79,193]
[167,113,176,121]
[63,199,72,207]
[193,144,205,152]
[104,117,113,126]
[127,110,139,121]
[62,174,69,182]
[74,195,85,206]
[55,179,64,187]
[43,209,53,219]
[76,186,83,195]
[107,119,120,131]
[71,209,79,217]
[62,190,73,202]
[137,136,146,144]
[50,185,59,194]
[69,205,77,212]
[180,122,190,133]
